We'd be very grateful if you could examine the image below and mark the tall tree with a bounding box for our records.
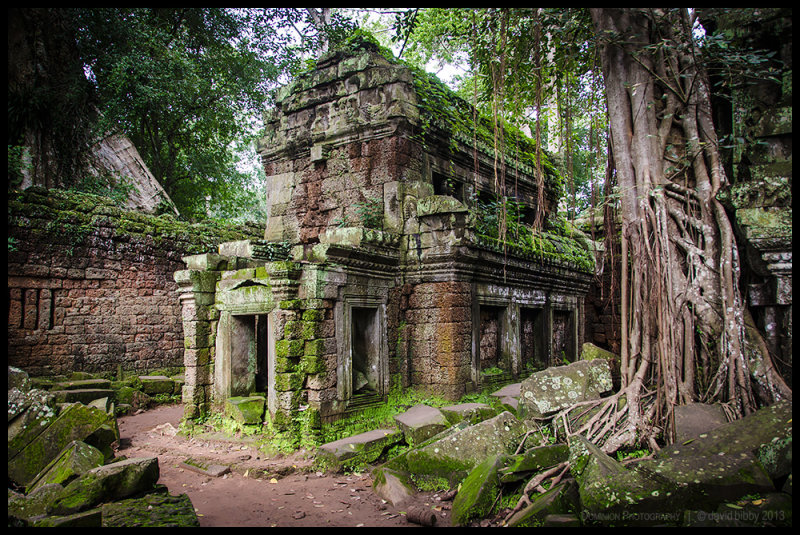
[8,8,97,190]
[588,8,790,450]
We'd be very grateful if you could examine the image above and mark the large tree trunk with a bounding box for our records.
[586,8,788,449]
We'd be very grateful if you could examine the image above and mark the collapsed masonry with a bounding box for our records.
[175,39,595,428]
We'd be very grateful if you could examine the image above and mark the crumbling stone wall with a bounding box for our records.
[7,187,260,377]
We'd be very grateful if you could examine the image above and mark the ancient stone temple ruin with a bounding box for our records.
[175,39,595,427]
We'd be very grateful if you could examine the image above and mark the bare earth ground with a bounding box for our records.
[116,404,452,527]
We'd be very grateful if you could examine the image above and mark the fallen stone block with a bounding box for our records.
[636,450,775,510]
[451,454,505,526]
[49,457,160,516]
[372,466,416,506]
[580,342,619,383]
[568,434,666,523]
[27,440,105,494]
[519,360,613,419]
[224,395,266,425]
[658,400,792,481]
[439,402,496,425]
[506,480,580,527]
[393,404,450,446]
[499,444,570,484]
[8,388,58,458]
[8,402,117,487]
[8,366,32,392]
[406,411,526,484]
[316,428,404,472]
[180,458,231,478]
[50,378,112,391]
[138,376,175,396]
[31,508,103,527]
[51,389,116,405]
[7,483,63,523]
[101,493,200,527]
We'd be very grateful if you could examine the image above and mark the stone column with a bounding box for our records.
[174,254,223,419]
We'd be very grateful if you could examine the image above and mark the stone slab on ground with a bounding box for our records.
[138,376,175,396]
[393,404,449,446]
[180,458,231,478]
[406,411,526,484]
[439,402,496,425]
[51,389,116,405]
[317,428,404,472]
[490,383,521,399]
[224,396,266,425]
[50,378,112,391]
[101,492,200,527]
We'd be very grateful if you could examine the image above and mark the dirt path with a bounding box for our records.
[116,404,452,527]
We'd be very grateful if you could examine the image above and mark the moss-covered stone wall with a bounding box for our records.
[7,187,261,376]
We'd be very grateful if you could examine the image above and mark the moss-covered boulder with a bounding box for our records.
[406,411,526,485]
[371,466,417,506]
[568,435,666,524]
[8,402,117,487]
[439,402,497,426]
[26,440,105,493]
[519,360,613,419]
[138,375,175,396]
[499,444,570,484]
[8,388,58,460]
[48,457,160,516]
[101,492,200,527]
[393,404,450,446]
[505,479,581,527]
[451,454,505,526]
[224,395,266,425]
[316,428,404,472]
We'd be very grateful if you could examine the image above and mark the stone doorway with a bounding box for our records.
[216,312,273,401]
[552,309,575,365]
[520,307,546,373]
[477,304,512,387]
[351,307,381,396]
[338,299,388,411]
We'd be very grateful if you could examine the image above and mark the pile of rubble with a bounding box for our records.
[313,348,793,527]
[8,367,198,527]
